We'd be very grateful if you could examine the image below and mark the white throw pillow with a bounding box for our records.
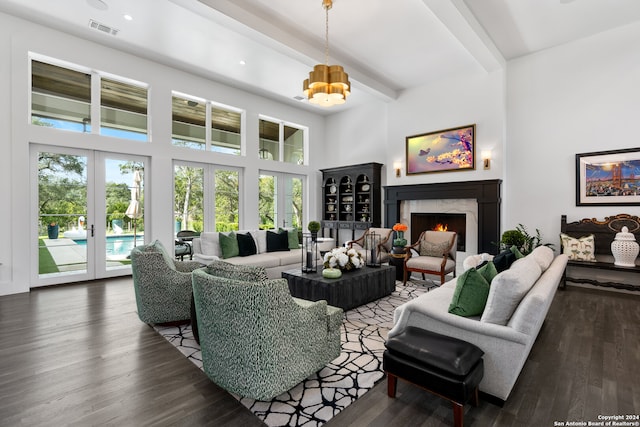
[462,253,494,270]
[559,233,596,261]
[199,232,222,258]
[531,246,554,271]
[481,256,542,325]
[255,229,268,254]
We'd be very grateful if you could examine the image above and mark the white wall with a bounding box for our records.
[505,21,640,248]
[0,12,325,295]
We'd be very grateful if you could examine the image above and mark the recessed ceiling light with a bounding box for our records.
[87,0,108,11]
[123,14,133,21]
[239,60,246,66]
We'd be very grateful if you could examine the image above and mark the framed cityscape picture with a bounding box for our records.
[406,124,475,175]
[575,148,640,206]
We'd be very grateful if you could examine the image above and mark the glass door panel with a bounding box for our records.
[259,174,276,229]
[37,150,89,279]
[103,157,145,273]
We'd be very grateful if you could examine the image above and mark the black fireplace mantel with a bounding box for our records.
[384,179,502,254]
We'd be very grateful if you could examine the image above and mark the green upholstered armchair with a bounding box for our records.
[130,240,202,324]
[192,263,343,401]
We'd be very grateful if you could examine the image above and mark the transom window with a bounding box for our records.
[31,58,149,141]
[172,93,243,155]
[259,117,306,165]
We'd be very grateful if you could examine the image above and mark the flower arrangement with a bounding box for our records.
[323,247,364,271]
[392,223,408,232]
[392,223,408,247]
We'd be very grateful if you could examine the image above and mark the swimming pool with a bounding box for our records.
[73,235,145,257]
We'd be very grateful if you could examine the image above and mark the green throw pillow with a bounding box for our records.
[510,245,525,259]
[448,268,491,317]
[279,227,300,249]
[219,231,239,259]
[477,260,498,283]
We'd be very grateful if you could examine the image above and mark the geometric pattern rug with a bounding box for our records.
[154,280,436,427]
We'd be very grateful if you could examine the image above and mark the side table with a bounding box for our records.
[389,253,405,282]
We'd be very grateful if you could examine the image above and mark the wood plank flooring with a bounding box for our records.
[1,278,638,426]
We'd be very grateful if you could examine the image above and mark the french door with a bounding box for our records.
[33,145,147,287]
[258,171,304,230]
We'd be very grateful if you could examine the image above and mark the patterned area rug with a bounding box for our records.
[155,280,436,426]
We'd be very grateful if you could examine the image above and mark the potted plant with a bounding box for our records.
[500,223,553,256]
[307,221,321,242]
[47,221,59,239]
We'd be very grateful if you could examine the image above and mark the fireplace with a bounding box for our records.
[411,213,466,251]
[384,180,502,254]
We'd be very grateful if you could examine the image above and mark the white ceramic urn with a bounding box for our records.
[611,226,639,267]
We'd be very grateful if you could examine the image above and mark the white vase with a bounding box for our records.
[611,226,639,267]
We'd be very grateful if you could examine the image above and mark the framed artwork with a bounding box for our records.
[405,124,475,175]
[576,148,640,206]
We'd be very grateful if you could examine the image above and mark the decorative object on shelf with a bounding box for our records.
[307,221,321,242]
[323,247,364,272]
[327,204,335,211]
[322,267,342,279]
[365,231,381,267]
[302,0,351,108]
[406,124,475,175]
[611,226,639,267]
[301,233,318,273]
[329,184,337,194]
[392,223,408,247]
[575,148,640,206]
[345,205,352,212]
[361,183,370,192]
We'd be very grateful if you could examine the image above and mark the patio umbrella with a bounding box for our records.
[125,170,142,247]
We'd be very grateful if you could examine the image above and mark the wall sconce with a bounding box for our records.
[393,161,402,177]
[481,151,491,170]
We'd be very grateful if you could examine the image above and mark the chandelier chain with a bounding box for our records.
[324,3,329,65]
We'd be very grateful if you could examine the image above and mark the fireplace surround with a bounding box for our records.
[384,180,501,254]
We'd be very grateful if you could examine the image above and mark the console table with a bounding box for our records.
[282,265,395,311]
[561,214,640,291]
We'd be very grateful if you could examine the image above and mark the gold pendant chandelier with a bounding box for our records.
[303,0,351,107]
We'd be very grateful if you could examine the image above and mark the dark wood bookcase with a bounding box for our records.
[320,162,382,244]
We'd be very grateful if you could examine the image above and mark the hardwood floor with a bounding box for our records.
[1,278,638,426]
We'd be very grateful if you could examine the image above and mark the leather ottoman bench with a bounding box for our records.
[383,326,484,427]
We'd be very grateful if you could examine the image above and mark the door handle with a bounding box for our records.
[91,224,95,237]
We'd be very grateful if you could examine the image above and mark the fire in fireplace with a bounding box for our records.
[411,213,466,252]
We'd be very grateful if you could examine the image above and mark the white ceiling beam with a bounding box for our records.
[421,0,505,72]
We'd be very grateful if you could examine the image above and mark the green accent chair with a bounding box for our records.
[192,263,343,401]
[131,240,202,324]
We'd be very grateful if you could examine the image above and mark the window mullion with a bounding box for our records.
[91,72,101,135]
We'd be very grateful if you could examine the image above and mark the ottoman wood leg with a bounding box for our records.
[453,402,464,427]
[387,373,398,397]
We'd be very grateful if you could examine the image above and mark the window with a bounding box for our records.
[174,163,240,233]
[31,60,91,132]
[172,96,206,150]
[172,93,242,155]
[259,117,306,164]
[100,77,148,140]
[31,57,149,140]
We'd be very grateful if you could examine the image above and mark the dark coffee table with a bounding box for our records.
[282,265,396,311]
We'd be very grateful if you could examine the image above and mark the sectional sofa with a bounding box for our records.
[388,246,568,402]
[192,229,320,279]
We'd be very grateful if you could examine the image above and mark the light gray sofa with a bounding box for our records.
[192,229,322,279]
[388,246,568,402]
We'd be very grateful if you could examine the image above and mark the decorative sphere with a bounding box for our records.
[322,268,342,279]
